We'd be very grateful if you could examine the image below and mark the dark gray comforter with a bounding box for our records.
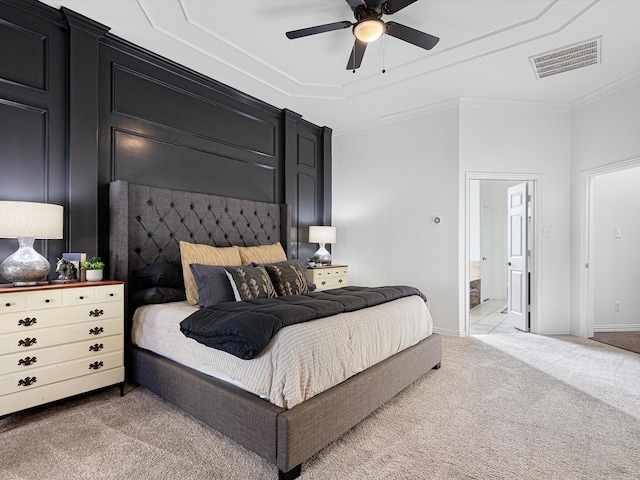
[180,285,427,359]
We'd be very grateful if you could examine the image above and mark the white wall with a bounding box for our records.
[570,80,640,334]
[592,167,640,331]
[332,106,461,335]
[459,102,572,334]
[333,100,572,336]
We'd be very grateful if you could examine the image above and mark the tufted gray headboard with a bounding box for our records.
[109,180,291,292]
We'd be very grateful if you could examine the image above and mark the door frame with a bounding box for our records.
[463,172,541,336]
[578,156,640,337]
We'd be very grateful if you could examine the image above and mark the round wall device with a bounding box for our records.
[431,216,442,225]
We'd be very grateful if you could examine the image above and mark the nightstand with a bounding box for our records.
[0,281,125,416]
[307,265,348,291]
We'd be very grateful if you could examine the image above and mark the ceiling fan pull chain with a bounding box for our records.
[382,33,386,74]
[352,42,357,73]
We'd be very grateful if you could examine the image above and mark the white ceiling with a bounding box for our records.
[40,0,640,133]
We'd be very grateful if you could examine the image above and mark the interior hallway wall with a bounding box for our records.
[592,166,640,332]
[570,78,640,335]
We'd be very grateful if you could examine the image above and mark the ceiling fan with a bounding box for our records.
[285,0,440,71]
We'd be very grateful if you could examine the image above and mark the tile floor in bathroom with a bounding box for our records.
[469,298,521,335]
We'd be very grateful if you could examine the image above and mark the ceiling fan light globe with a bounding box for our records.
[353,19,385,43]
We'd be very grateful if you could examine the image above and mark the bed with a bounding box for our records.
[109,180,442,479]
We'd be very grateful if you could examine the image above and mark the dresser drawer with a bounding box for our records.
[27,290,64,310]
[0,317,123,355]
[95,284,124,303]
[0,301,123,334]
[0,293,26,314]
[0,350,123,397]
[0,334,124,376]
[63,288,95,306]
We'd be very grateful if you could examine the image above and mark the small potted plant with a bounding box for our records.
[82,256,105,282]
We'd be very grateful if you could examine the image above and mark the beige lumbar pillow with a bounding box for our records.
[238,242,287,265]
[179,241,242,305]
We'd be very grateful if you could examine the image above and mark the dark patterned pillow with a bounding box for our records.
[264,264,309,296]
[225,266,276,301]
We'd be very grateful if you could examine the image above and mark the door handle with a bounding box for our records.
[508,262,512,266]
[482,257,487,260]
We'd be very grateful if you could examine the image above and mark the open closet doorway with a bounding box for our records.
[465,173,540,336]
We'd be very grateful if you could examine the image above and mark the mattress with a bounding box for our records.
[131,295,433,408]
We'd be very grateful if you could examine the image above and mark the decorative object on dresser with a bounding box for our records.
[308,225,337,265]
[82,256,105,282]
[61,252,87,282]
[306,264,348,290]
[0,281,125,416]
[53,258,79,283]
[0,201,64,286]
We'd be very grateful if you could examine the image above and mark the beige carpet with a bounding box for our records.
[592,331,640,355]
[1,335,640,480]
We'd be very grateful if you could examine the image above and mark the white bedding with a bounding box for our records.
[131,295,433,408]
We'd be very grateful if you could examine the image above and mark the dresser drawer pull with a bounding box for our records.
[5,302,11,307]
[18,317,37,327]
[338,279,343,283]
[89,361,104,370]
[79,295,85,300]
[89,309,104,317]
[89,343,104,352]
[18,356,37,366]
[109,293,115,297]
[45,299,51,303]
[18,376,37,387]
[89,327,104,336]
[321,281,326,285]
[18,337,37,347]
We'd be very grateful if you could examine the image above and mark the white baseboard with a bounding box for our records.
[593,324,640,333]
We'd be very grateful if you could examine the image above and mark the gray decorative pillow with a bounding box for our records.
[190,264,238,307]
[252,259,316,291]
[265,264,309,296]
[225,265,277,301]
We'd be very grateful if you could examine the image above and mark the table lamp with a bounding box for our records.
[309,226,336,265]
[0,201,64,286]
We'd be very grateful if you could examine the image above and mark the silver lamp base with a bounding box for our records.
[312,244,332,265]
[0,237,50,286]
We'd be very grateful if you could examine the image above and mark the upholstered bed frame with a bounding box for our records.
[109,180,442,479]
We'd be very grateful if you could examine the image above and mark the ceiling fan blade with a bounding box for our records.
[385,22,439,50]
[345,0,366,8]
[346,39,367,70]
[384,0,419,14]
[286,21,352,39]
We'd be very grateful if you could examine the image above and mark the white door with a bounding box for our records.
[480,205,492,303]
[507,183,528,331]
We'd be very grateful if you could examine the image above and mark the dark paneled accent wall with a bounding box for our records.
[0,0,332,282]
[0,1,67,280]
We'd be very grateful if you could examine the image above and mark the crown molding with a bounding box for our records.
[459,97,570,112]
[571,69,640,111]
[333,98,461,137]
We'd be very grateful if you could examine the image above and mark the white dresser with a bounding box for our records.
[0,281,125,416]
[306,265,349,291]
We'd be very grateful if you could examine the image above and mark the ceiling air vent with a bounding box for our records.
[530,37,601,79]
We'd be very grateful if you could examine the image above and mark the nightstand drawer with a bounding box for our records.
[0,317,123,355]
[0,334,124,376]
[0,350,123,396]
[307,265,349,291]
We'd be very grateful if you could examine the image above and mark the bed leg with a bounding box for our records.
[278,464,302,480]
[432,362,441,370]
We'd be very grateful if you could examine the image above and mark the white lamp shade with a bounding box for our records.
[0,201,63,239]
[309,226,336,244]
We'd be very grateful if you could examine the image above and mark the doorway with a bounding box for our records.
[579,157,640,337]
[464,173,540,336]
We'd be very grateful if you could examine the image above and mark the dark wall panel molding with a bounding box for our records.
[0,18,46,91]
[111,64,277,158]
[0,1,66,284]
[0,1,331,279]
[112,129,277,203]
